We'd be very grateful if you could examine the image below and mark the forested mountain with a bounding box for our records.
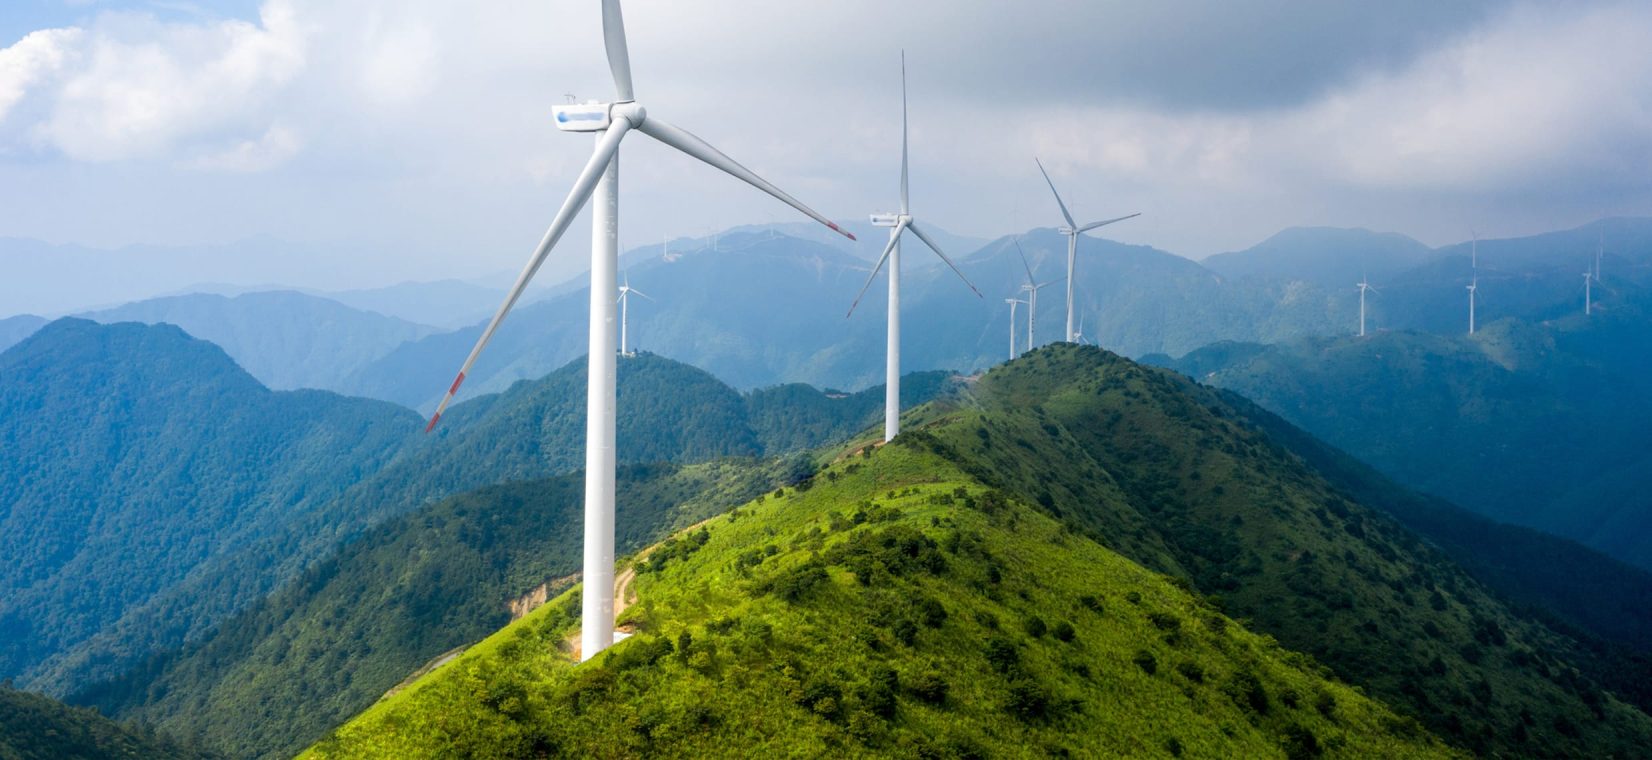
[0,319,953,704]
[1149,304,1652,573]
[0,314,45,353]
[309,346,1652,758]
[0,686,216,760]
[0,319,420,693]
[78,291,437,391]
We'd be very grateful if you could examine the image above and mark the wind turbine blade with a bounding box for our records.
[1035,157,1076,229]
[426,121,633,432]
[636,116,855,241]
[629,288,654,301]
[601,0,635,101]
[909,221,982,298]
[1013,237,1036,284]
[1078,213,1141,233]
[847,220,906,317]
[900,51,909,215]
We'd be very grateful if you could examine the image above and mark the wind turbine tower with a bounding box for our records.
[847,53,981,442]
[617,272,654,357]
[1004,297,1027,359]
[1034,159,1139,342]
[1357,276,1376,337]
[1584,271,1593,315]
[423,0,852,662]
[1013,238,1060,350]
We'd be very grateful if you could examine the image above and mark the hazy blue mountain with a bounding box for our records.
[0,313,45,352]
[1202,226,1435,288]
[318,279,506,329]
[1152,305,1652,572]
[0,319,420,690]
[77,291,436,391]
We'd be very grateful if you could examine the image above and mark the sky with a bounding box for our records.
[2,0,1650,308]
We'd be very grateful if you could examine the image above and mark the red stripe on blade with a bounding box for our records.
[448,372,466,395]
[424,412,442,433]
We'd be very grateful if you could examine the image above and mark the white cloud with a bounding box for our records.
[34,0,305,162]
[0,28,82,123]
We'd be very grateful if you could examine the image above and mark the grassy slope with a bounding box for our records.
[307,443,1459,759]
[917,344,1652,757]
[75,460,801,760]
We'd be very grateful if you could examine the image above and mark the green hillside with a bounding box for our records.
[308,441,1460,759]
[77,460,799,760]
[918,344,1652,756]
[0,686,215,760]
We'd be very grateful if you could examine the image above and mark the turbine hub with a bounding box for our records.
[870,213,900,227]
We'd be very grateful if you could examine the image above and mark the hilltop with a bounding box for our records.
[307,345,1652,758]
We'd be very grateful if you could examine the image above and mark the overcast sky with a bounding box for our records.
[2,0,1650,294]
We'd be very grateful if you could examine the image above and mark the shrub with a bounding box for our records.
[1052,621,1076,642]
[1133,650,1158,675]
[1023,616,1048,638]
[908,671,949,705]
[984,637,1020,674]
[1006,680,1051,721]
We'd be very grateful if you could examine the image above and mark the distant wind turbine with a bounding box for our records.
[1004,297,1027,360]
[422,0,852,662]
[1013,238,1061,351]
[1583,271,1593,315]
[847,53,981,442]
[1357,275,1378,337]
[1074,313,1091,346]
[1596,231,1603,283]
[1034,158,1139,342]
[617,272,653,357]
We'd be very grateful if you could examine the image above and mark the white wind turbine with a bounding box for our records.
[617,272,653,357]
[1034,158,1139,342]
[1013,238,1061,351]
[1583,271,1593,315]
[1357,275,1378,337]
[847,53,981,442]
[1004,297,1027,360]
[423,0,853,662]
[1074,313,1091,345]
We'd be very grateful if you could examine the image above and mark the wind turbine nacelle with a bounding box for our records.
[869,213,901,228]
[1057,227,1075,236]
[552,103,613,132]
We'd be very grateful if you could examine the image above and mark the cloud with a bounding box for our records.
[0,28,81,123]
[21,0,304,163]
[0,0,1648,290]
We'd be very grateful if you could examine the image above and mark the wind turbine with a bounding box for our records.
[1074,313,1091,345]
[1034,158,1139,342]
[617,272,653,357]
[1004,297,1027,359]
[1583,271,1593,315]
[1013,238,1061,350]
[1356,275,1378,337]
[422,0,852,662]
[847,53,981,442]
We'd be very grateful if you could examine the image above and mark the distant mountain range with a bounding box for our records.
[7,218,1647,412]
[1148,298,1652,573]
